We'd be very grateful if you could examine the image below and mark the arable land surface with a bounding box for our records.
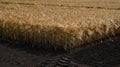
[0,34,120,67]
[0,0,120,67]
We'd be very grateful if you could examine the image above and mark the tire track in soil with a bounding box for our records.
[0,1,120,10]
[38,55,91,67]
[0,39,63,67]
[0,34,120,67]
[69,35,120,67]
[41,3,120,10]
[0,1,35,5]
[39,34,120,67]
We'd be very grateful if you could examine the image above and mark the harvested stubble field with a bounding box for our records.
[0,0,120,67]
[0,0,120,50]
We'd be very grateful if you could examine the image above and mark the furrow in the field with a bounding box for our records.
[0,2,35,5]
[0,1,120,11]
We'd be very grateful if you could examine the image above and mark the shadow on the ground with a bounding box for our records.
[0,38,66,56]
[69,34,120,67]
[0,34,120,67]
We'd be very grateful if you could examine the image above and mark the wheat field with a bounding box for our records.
[0,0,120,50]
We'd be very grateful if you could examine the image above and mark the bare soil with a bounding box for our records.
[0,34,120,67]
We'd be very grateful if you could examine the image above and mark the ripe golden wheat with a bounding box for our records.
[0,17,120,50]
[0,2,120,50]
